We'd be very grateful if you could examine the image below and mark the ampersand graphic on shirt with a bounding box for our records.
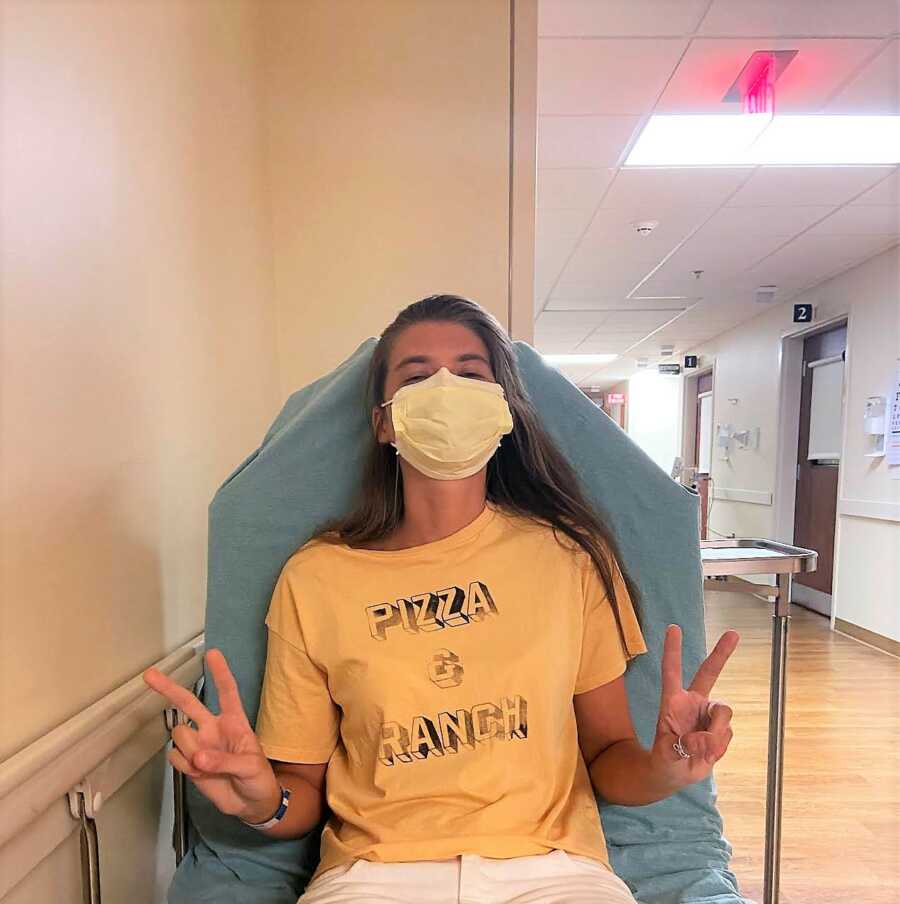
[427,648,464,688]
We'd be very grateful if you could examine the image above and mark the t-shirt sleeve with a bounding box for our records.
[575,550,649,695]
[255,565,340,763]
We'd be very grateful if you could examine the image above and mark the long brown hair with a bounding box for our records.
[313,294,642,644]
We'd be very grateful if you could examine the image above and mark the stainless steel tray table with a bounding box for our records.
[700,539,818,904]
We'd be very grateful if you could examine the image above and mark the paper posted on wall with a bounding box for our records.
[887,362,900,473]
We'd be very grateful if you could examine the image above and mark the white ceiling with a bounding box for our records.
[534,0,900,388]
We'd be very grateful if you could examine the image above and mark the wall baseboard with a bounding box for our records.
[834,618,900,658]
[712,486,773,506]
[838,498,900,523]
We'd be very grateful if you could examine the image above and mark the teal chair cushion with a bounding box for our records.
[168,339,750,904]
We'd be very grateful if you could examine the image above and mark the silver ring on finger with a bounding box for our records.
[673,735,691,759]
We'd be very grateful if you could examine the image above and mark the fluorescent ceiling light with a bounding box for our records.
[542,353,618,365]
[625,115,900,166]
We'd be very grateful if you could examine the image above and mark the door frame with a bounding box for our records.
[773,311,852,626]
[680,361,716,469]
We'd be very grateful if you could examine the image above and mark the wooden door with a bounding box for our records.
[793,324,847,595]
[693,372,713,472]
[689,372,713,539]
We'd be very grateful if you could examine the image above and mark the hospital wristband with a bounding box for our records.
[239,785,291,830]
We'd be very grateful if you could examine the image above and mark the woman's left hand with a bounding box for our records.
[649,624,740,788]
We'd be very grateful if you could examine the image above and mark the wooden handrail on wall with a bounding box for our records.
[0,634,205,899]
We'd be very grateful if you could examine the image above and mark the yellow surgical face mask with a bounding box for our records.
[381,367,514,481]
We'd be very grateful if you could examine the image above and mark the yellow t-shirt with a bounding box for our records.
[255,501,647,880]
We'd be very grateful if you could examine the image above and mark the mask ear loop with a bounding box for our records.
[382,397,401,518]
[492,435,509,500]
[393,445,400,515]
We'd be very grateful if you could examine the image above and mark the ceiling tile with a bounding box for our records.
[657,38,885,113]
[650,333,710,345]
[537,115,642,168]
[578,333,651,351]
[537,168,615,208]
[727,167,893,207]
[680,231,794,270]
[602,309,686,329]
[747,233,898,285]
[538,0,710,37]
[545,296,690,311]
[850,168,900,204]
[548,278,649,302]
[601,168,750,211]
[633,269,788,304]
[686,300,770,322]
[826,39,899,114]
[701,204,835,236]
[533,335,590,355]
[538,38,687,115]
[536,310,610,331]
[698,1,900,38]
[534,240,575,307]
[562,242,667,277]
[808,205,900,235]
[537,208,596,238]
[554,256,661,294]
[536,234,579,259]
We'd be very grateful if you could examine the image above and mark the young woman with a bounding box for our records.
[145,295,739,904]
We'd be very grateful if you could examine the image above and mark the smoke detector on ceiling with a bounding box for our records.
[633,220,659,236]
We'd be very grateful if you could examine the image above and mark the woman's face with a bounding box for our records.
[375,321,496,445]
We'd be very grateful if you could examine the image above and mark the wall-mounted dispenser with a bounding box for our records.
[716,424,733,461]
[864,395,887,457]
[733,427,761,451]
[716,423,760,460]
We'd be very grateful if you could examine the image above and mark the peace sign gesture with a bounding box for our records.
[649,624,740,787]
[143,649,281,823]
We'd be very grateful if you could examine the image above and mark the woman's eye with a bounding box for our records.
[460,372,486,380]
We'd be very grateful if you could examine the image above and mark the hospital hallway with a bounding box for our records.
[705,591,900,904]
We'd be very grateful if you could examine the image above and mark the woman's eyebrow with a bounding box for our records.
[394,354,431,369]
[457,353,491,366]
[394,353,490,369]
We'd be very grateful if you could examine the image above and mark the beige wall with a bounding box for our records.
[687,246,900,641]
[1,1,525,900]
[262,0,515,395]
[1,0,280,757]
[1,0,279,899]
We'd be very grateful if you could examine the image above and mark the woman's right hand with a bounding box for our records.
[143,648,281,824]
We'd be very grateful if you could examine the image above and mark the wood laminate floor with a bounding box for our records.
[704,591,900,904]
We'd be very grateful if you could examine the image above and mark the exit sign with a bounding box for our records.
[606,392,625,405]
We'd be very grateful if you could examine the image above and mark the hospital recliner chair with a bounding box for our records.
[167,340,752,904]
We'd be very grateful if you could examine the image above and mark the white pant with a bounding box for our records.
[297,849,637,904]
